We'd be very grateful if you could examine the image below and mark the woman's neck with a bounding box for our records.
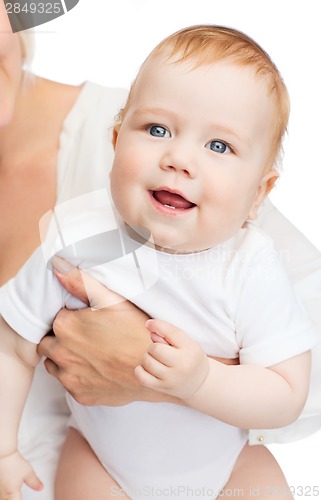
[0,75,83,284]
[0,74,82,173]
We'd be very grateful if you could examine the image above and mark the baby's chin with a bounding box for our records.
[125,223,209,254]
[153,239,209,255]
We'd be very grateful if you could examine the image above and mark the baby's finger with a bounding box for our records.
[140,352,169,378]
[150,331,169,345]
[24,468,44,492]
[146,319,192,348]
[147,342,177,367]
[134,364,164,391]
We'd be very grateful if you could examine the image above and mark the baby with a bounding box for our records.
[0,25,318,499]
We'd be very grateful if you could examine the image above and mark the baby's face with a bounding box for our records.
[110,55,277,253]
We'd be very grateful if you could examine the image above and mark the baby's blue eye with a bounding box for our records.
[206,140,231,154]
[147,125,170,138]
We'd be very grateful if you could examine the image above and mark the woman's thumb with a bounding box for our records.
[51,256,125,309]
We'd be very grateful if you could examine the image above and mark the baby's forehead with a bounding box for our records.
[136,53,274,106]
[143,50,273,87]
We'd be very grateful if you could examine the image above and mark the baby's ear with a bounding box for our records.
[248,169,279,220]
[112,125,120,149]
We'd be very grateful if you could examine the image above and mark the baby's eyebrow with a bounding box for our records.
[207,122,248,147]
[132,107,176,120]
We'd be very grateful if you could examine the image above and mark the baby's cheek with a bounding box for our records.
[115,149,141,179]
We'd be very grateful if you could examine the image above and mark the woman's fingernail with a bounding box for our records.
[51,256,74,274]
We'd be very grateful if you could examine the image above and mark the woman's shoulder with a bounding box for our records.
[56,83,129,202]
[71,82,127,118]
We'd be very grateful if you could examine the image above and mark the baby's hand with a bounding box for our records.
[135,319,209,399]
[0,450,43,499]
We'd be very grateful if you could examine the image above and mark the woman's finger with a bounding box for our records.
[51,256,89,304]
[51,256,125,309]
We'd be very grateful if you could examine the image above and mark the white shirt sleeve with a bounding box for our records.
[1,246,66,343]
[249,200,321,443]
[230,229,319,367]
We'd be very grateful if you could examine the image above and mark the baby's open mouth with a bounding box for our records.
[152,190,196,210]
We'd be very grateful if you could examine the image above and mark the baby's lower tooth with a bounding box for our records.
[164,204,176,209]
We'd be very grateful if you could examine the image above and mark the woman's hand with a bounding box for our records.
[38,258,157,406]
[38,258,184,406]
[37,259,239,406]
[40,305,155,406]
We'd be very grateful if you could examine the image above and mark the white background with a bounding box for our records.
[28,0,321,495]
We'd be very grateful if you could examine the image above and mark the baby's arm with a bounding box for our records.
[135,318,311,429]
[0,316,43,498]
